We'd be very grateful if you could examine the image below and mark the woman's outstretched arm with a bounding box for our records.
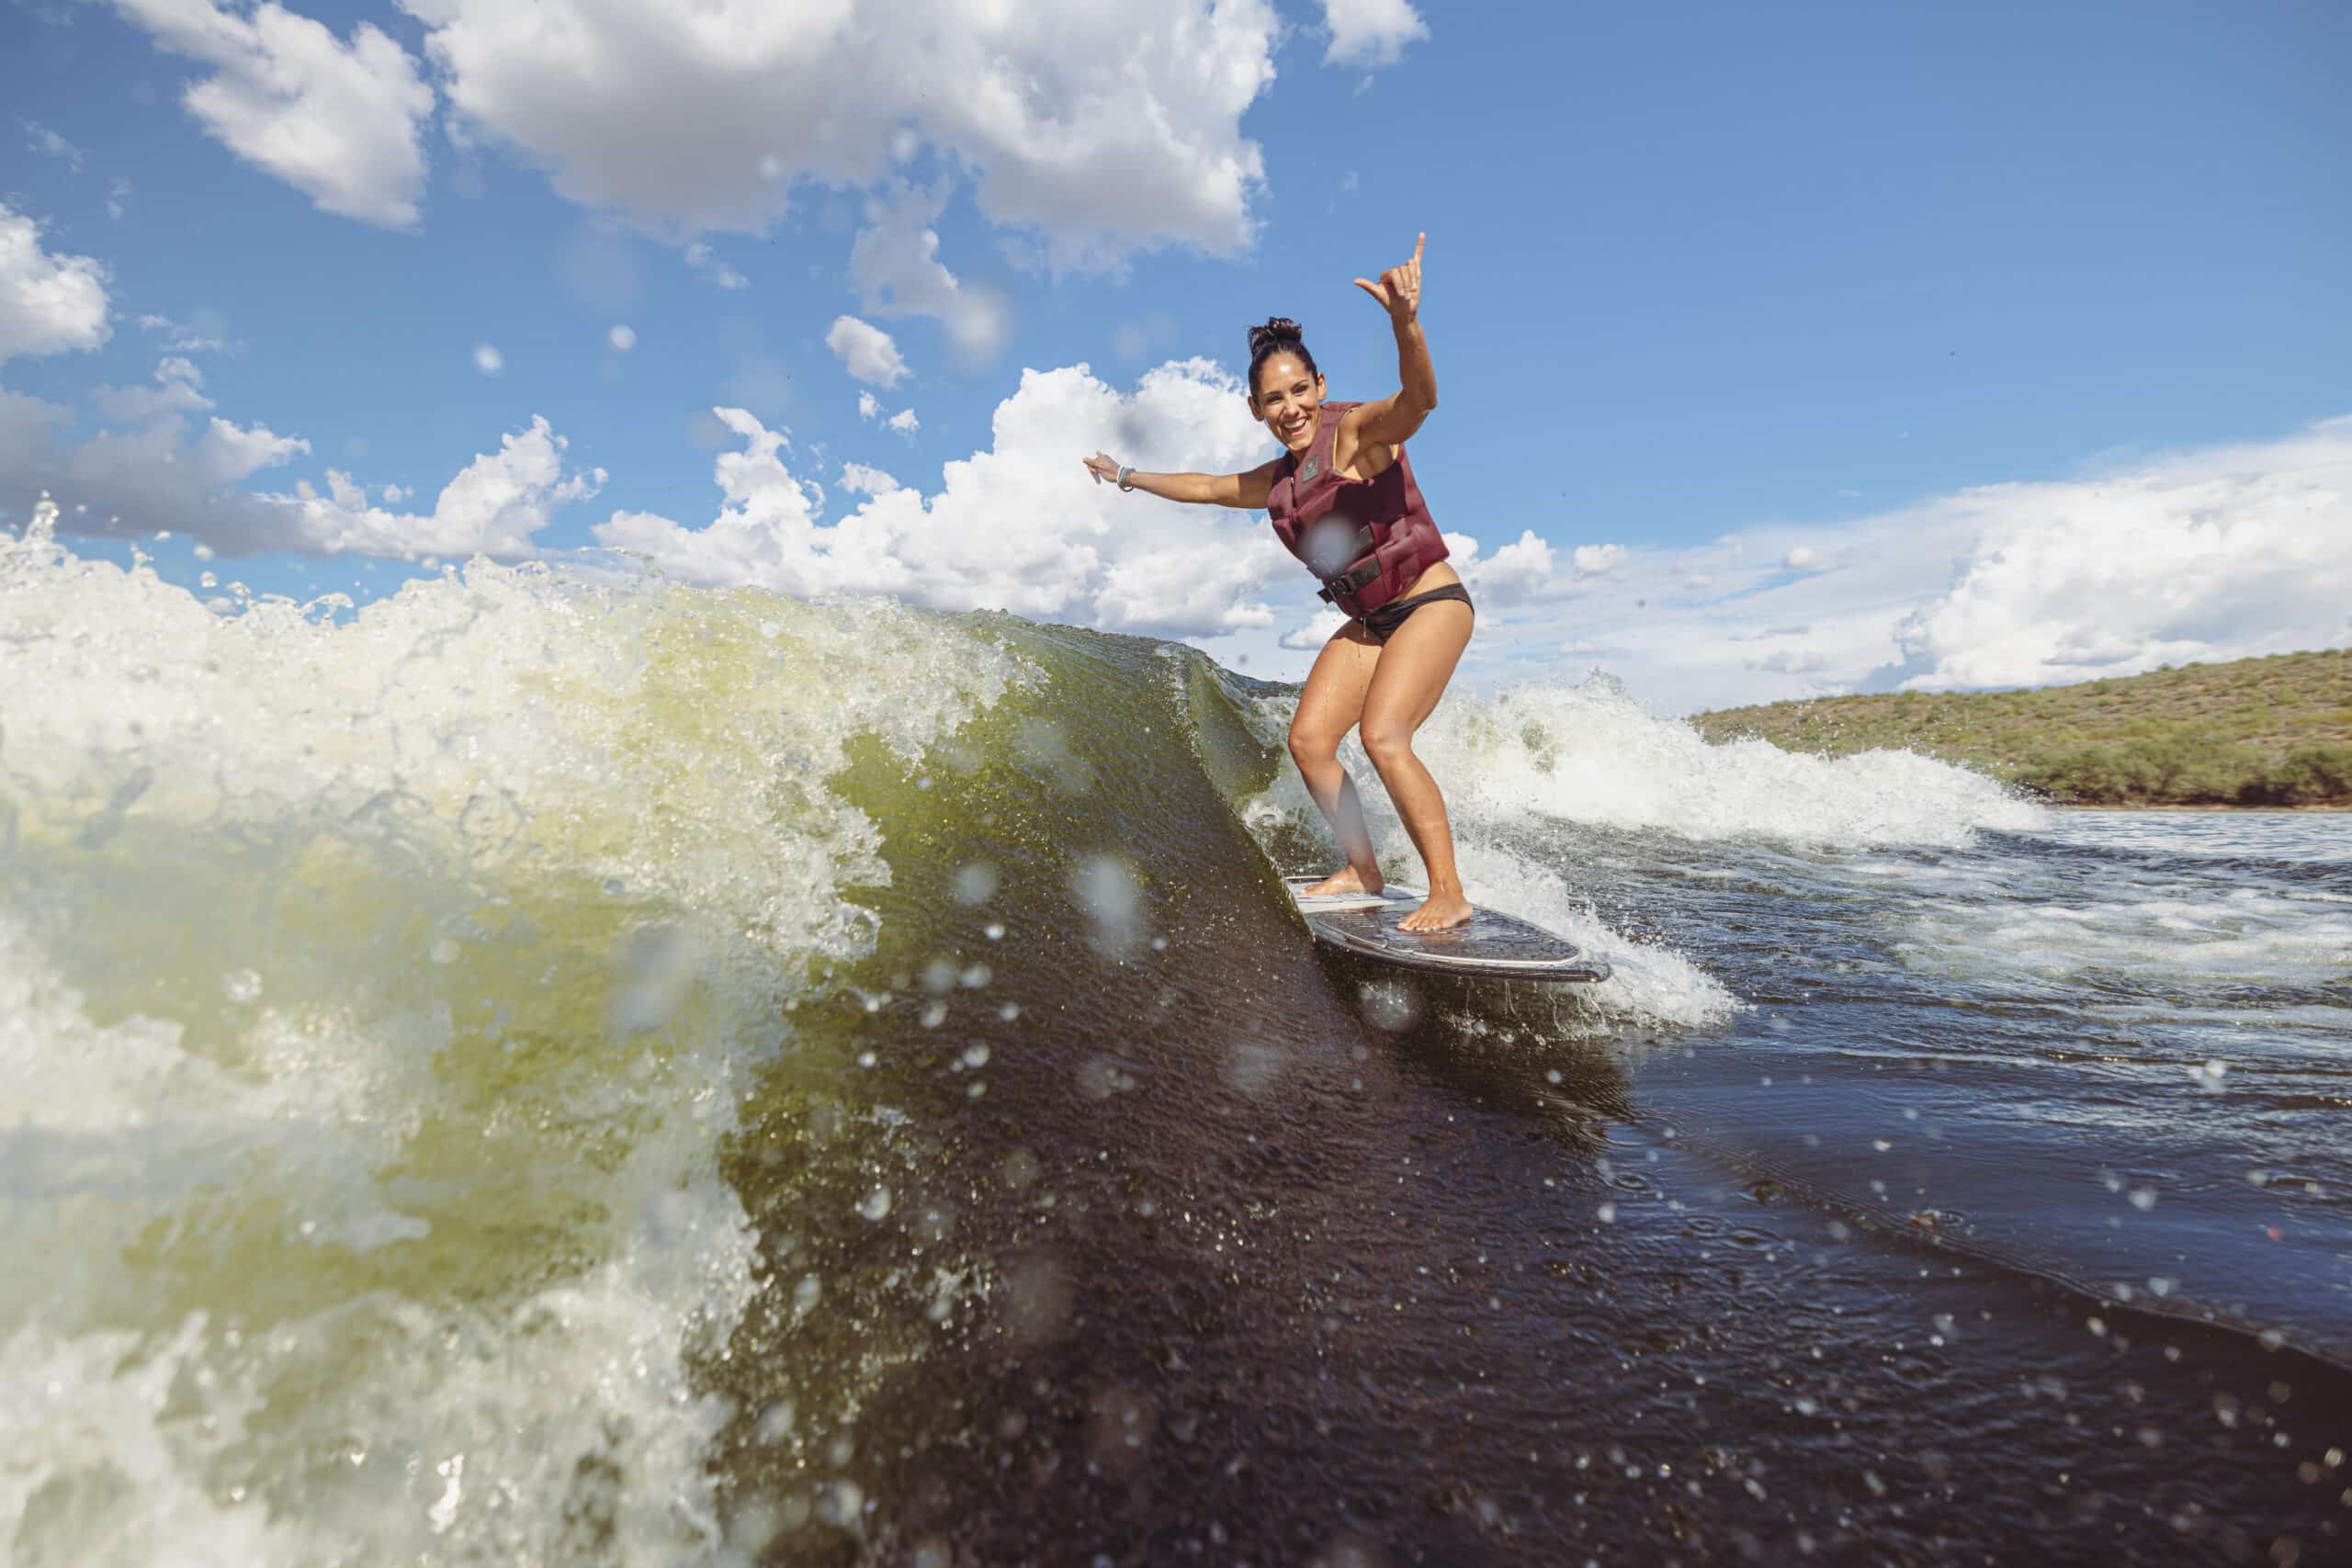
[1344,232,1436,450]
[1080,453,1283,509]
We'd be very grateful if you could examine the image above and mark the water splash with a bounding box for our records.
[0,526,1011,1562]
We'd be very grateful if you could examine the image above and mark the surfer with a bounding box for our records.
[1082,233,1474,931]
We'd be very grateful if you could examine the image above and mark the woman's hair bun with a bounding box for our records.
[1247,316,1305,355]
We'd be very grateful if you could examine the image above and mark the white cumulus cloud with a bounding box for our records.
[92,356,213,422]
[138,311,231,353]
[0,204,111,363]
[857,391,881,422]
[1445,528,1555,605]
[0,383,308,547]
[1320,0,1429,67]
[887,408,920,436]
[267,415,604,558]
[683,241,748,290]
[850,185,1012,362]
[399,0,1276,268]
[1892,420,2352,691]
[1571,542,1628,576]
[20,120,85,171]
[826,315,909,389]
[594,358,1285,637]
[1279,606,1351,649]
[838,462,899,497]
[1461,415,2352,714]
[113,0,435,228]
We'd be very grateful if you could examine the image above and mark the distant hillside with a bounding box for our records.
[1692,648,2352,807]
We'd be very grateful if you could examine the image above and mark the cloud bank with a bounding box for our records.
[1485,417,2352,712]
[596,358,1286,636]
[398,0,1277,267]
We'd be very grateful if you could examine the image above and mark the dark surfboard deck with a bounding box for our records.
[1283,875,1611,983]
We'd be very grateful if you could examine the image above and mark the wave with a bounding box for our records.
[1416,672,2041,847]
[0,512,1010,1563]
[0,509,2099,1560]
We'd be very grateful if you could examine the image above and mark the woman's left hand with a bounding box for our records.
[1353,231,1424,324]
[1081,451,1125,485]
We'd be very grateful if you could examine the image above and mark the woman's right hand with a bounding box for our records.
[1082,452,1125,486]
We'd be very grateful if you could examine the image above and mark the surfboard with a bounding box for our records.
[1283,875,1611,983]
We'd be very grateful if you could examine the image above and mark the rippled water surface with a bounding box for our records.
[4,525,2346,1565]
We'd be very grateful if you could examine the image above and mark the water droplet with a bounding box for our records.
[859,1187,892,1222]
[1356,979,1419,1032]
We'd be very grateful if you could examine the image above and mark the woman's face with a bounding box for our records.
[1250,353,1325,453]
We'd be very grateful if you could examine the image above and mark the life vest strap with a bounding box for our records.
[1317,555,1385,604]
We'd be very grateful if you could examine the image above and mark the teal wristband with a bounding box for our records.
[1117,466,1136,491]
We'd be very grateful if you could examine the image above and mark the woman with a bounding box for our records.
[1081,233,1475,931]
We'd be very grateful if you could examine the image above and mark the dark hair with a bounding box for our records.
[1246,317,1318,399]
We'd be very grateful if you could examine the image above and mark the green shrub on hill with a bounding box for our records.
[1693,649,2352,807]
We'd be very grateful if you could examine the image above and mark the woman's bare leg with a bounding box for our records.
[1356,599,1476,930]
[1286,621,1385,894]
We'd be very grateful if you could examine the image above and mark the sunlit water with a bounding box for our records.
[4,511,2346,1565]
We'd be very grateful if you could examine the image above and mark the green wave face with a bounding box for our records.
[0,502,1679,1562]
[6,517,1546,1562]
[0,533,1024,1563]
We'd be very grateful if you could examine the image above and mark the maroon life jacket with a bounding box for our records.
[1265,400,1448,617]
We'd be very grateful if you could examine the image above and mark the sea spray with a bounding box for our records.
[1424,672,2043,847]
[13,523,2335,1561]
[0,513,1012,1563]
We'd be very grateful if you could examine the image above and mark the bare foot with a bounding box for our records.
[1396,889,1473,931]
[1303,864,1383,897]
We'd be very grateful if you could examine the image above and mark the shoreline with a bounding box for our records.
[2049,800,2352,813]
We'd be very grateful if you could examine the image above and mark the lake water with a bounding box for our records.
[4,530,2346,1564]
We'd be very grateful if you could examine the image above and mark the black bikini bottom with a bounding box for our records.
[1360,582,1474,644]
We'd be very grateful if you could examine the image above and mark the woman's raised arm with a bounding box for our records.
[1081,453,1283,509]
[1343,232,1437,451]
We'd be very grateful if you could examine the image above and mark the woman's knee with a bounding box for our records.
[1288,727,1340,770]
[1359,719,1417,769]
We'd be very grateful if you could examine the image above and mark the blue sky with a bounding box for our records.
[5,0,2348,709]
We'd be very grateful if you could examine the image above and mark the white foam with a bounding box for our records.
[1441,838,1743,1030]
[0,515,1010,1562]
[1900,886,2352,987]
[1227,663,2033,1029]
[1423,673,2043,849]
[1238,772,1739,1031]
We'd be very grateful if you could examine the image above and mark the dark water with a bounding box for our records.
[708,627,2350,1568]
[3,541,2345,1563]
